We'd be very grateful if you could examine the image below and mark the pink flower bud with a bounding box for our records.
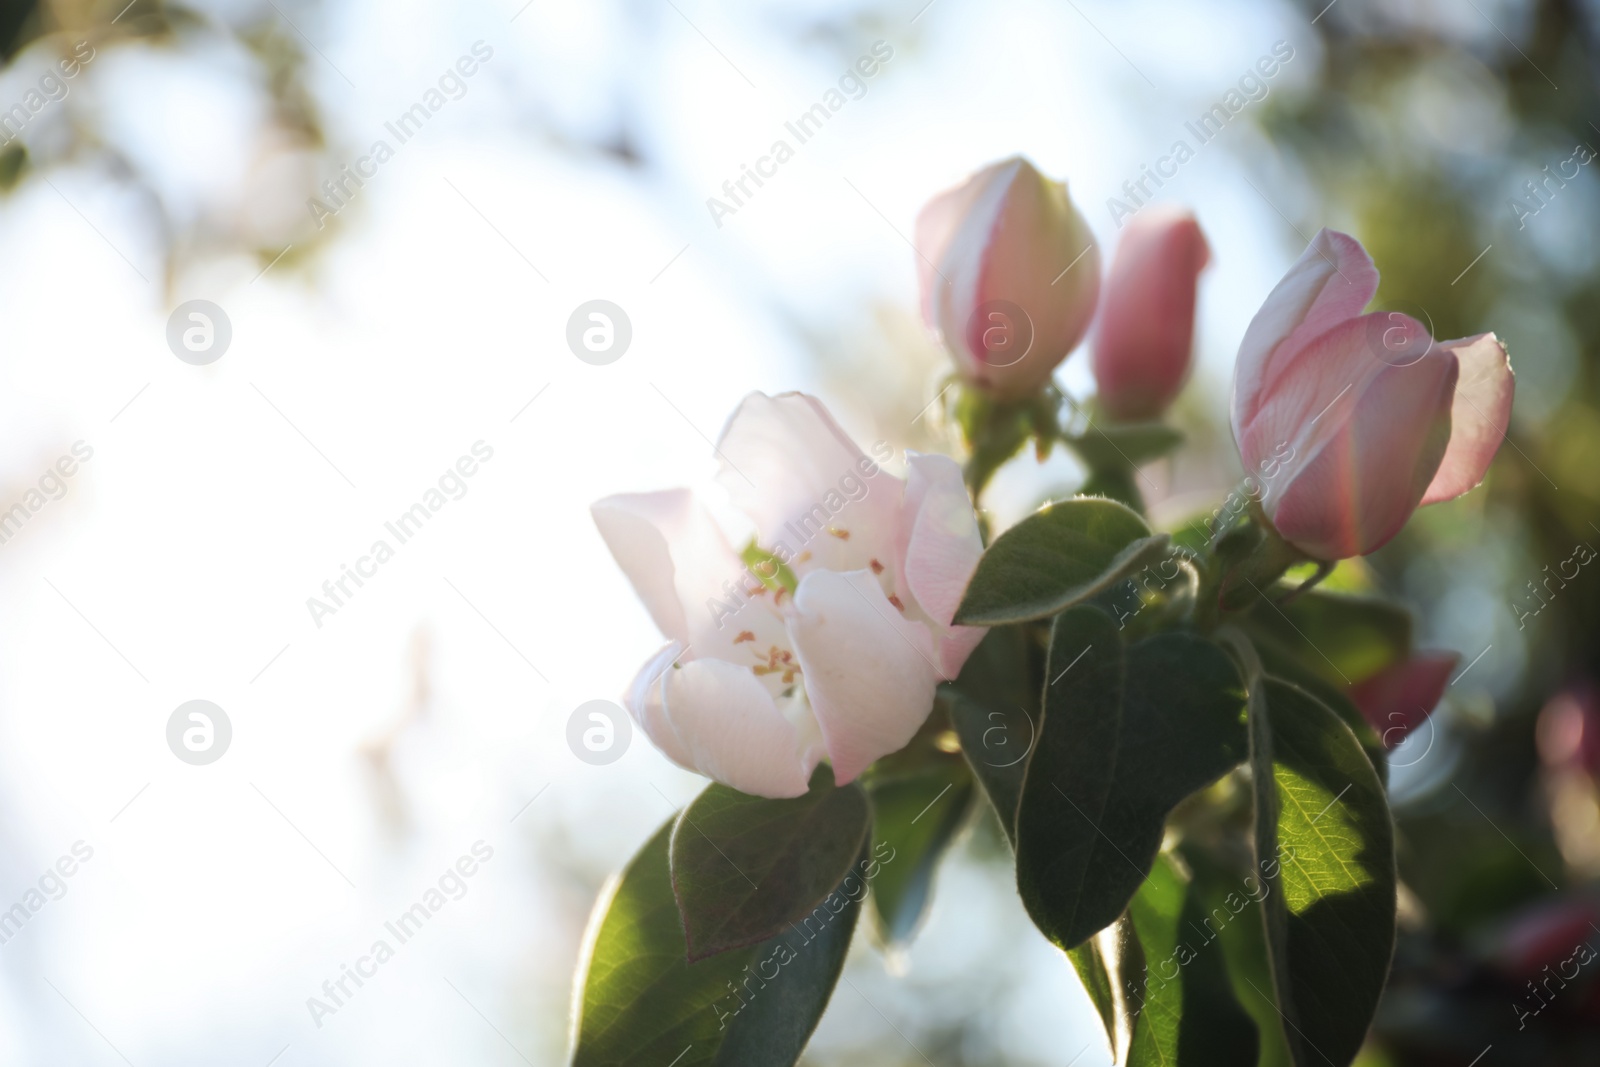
[1232,229,1515,559]
[1348,652,1457,748]
[1538,683,1600,777]
[1091,206,1210,420]
[916,157,1100,402]
[1485,896,1600,982]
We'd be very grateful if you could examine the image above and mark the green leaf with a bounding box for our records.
[866,759,975,945]
[1015,607,1249,950]
[1247,676,1397,1067]
[1179,842,1295,1067]
[1068,853,1261,1066]
[671,765,870,960]
[572,819,866,1067]
[1068,940,1117,1052]
[947,624,1045,845]
[1251,636,1388,787]
[1244,589,1412,688]
[1123,854,1260,1067]
[954,498,1170,626]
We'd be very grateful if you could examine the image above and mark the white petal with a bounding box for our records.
[623,642,695,770]
[660,657,817,799]
[787,569,941,785]
[713,392,902,575]
[897,453,983,624]
[915,172,990,327]
[591,489,741,645]
[896,453,987,677]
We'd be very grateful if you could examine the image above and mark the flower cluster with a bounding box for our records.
[592,154,1514,798]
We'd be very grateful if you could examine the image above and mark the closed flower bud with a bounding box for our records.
[1091,206,1209,420]
[916,157,1100,402]
[1232,229,1514,560]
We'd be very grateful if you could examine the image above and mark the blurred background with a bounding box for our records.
[0,0,1595,1063]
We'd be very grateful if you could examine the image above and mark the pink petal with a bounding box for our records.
[1538,683,1600,775]
[1268,351,1458,559]
[935,627,987,683]
[927,158,1100,400]
[1092,206,1210,420]
[1421,333,1515,505]
[660,656,817,798]
[591,489,742,645]
[786,569,941,785]
[1233,229,1379,447]
[713,391,902,576]
[1348,652,1458,749]
[1236,312,1431,489]
[896,452,987,677]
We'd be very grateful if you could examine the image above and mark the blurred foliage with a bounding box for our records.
[0,0,331,290]
[1260,0,1600,1061]
[0,0,43,60]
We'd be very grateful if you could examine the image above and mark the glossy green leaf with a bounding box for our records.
[671,765,870,960]
[1248,676,1397,1067]
[572,819,866,1067]
[954,498,1170,626]
[866,759,975,945]
[1016,607,1249,950]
